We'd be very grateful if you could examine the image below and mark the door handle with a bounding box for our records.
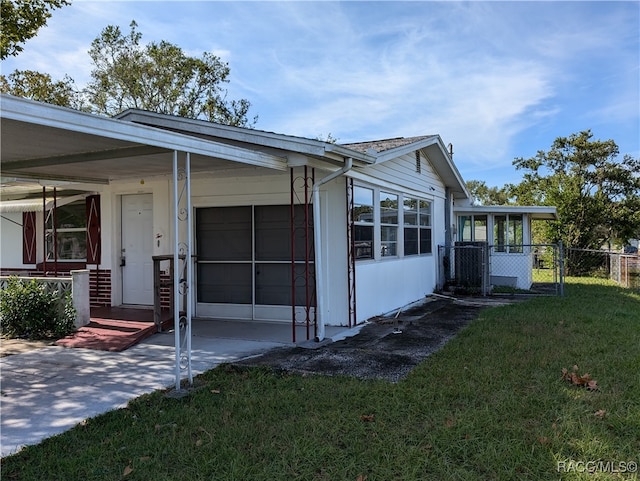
[120,256,126,267]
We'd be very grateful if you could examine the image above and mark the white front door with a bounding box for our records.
[121,194,153,305]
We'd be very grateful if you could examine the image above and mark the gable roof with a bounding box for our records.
[342,136,436,155]
[344,135,469,200]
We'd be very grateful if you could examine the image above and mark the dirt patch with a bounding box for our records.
[0,337,56,357]
[237,297,504,382]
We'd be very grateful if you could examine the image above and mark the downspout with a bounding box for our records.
[312,157,353,341]
[444,187,452,248]
[442,187,452,291]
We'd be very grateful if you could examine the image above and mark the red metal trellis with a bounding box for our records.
[290,166,316,342]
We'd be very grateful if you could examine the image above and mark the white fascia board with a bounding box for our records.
[368,133,470,200]
[0,95,287,171]
[454,205,558,220]
[371,135,440,164]
[438,137,469,196]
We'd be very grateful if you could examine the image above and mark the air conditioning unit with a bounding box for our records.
[454,241,489,293]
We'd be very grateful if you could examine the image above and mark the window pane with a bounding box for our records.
[403,197,418,225]
[381,225,397,257]
[419,200,431,226]
[494,215,507,252]
[353,186,374,223]
[48,232,87,260]
[353,205,373,223]
[380,192,398,225]
[354,186,373,206]
[474,216,488,241]
[459,216,472,241]
[420,228,432,254]
[509,215,523,253]
[404,228,418,255]
[55,202,86,229]
[354,225,373,259]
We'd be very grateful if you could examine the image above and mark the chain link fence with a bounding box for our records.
[438,243,563,296]
[565,248,640,291]
[438,243,640,296]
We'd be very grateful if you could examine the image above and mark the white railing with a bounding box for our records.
[0,270,90,327]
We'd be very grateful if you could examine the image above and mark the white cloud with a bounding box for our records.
[1,1,636,187]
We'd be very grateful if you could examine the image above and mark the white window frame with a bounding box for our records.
[353,184,433,261]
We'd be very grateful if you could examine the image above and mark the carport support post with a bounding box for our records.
[172,151,193,392]
[312,157,353,341]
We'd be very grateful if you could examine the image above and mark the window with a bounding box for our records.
[353,186,374,259]
[404,197,432,255]
[459,215,487,242]
[494,214,523,253]
[353,185,432,260]
[46,201,87,260]
[380,191,398,257]
[418,200,432,254]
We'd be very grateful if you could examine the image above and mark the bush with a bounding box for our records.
[0,277,76,339]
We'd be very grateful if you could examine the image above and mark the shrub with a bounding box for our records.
[0,277,76,339]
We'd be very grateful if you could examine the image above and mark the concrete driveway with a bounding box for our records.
[0,320,346,458]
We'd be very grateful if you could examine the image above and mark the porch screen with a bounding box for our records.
[196,205,314,306]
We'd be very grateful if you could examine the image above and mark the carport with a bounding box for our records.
[1,94,289,391]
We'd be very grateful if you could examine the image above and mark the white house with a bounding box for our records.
[1,94,556,344]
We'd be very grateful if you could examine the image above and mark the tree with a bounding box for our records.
[0,0,70,60]
[85,21,256,127]
[465,180,512,206]
[511,130,640,253]
[0,69,86,109]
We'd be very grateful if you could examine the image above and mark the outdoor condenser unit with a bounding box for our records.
[454,241,489,291]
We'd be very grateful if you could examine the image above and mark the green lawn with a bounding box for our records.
[3,278,639,481]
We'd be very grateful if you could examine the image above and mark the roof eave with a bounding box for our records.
[453,205,558,220]
[116,109,375,165]
[0,95,288,171]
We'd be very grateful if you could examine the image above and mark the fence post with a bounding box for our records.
[71,270,90,328]
[558,241,565,297]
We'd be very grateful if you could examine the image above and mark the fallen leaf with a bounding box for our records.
[537,436,550,445]
[139,456,151,462]
[360,414,375,422]
[594,409,606,418]
[561,366,598,390]
[123,464,133,477]
[211,389,220,394]
[445,417,455,428]
[356,475,367,481]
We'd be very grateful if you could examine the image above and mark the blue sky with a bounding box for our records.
[2,1,639,187]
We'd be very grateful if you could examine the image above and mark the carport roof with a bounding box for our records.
[0,95,289,185]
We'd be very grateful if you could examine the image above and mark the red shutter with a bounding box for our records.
[86,195,101,264]
[22,212,37,264]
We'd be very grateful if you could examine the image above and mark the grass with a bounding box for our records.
[2,278,639,480]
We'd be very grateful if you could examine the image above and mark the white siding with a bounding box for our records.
[0,212,28,269]
[346,151,448,323]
